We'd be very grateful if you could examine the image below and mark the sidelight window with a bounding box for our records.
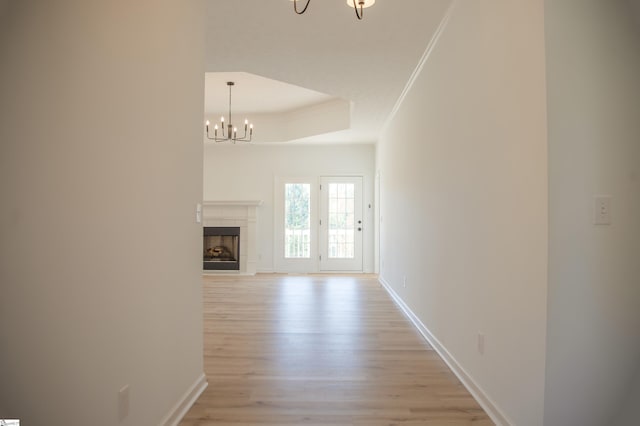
[284,183,311,258]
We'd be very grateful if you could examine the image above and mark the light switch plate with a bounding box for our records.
[196,203,202,224]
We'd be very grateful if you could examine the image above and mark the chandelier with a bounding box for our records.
[292,0,376,20]
[205,81,253,143]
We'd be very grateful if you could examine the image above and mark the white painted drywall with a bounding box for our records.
[611,365,640,426]
[203,144,375,273]
[376,1,548,424]
[544,1,640,425]
[0,1,205,424]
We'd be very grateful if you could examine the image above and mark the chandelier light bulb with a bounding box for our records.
[346,0,375,8]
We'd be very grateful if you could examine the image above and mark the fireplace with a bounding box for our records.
[202,200,262,274]
[203,227,240,270]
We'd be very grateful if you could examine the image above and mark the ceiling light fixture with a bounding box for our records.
[291,0,376,20]
[205,81,253,143]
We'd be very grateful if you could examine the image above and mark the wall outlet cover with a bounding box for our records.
[594,196,612,225]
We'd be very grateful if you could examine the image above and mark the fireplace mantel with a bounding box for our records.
[202,201,262,275]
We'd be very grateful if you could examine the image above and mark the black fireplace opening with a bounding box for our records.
[203,227,240,270]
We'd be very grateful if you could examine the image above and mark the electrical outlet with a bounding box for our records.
[594,196,612,225]
[477,333,485,355]
[118,385,130,421]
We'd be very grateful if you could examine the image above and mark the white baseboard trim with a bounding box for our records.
[159,372,208,426]
[378,276,512,426]
[202,271,256,276]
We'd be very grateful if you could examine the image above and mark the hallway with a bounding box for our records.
[180,274,492,425]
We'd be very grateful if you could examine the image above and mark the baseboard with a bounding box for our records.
[202,271,256,276]
[378,276,512,426]
[159,372,207,426]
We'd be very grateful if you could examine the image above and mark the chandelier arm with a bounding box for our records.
[294,0,311,14]
[205,129,229,143]
[234,126,252,142]
[352,0,364,20]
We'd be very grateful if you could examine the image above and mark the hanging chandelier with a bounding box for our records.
[205,81,253,143]
[291,0,376,20]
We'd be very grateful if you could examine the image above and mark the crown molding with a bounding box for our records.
[380,0,458,137]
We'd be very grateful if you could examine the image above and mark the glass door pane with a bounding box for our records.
[328,183,355,259]
[284,183,311,258]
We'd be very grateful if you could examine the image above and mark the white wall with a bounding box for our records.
[611,365,640,426]
[544,1,640,425]
[203,144,375,272]
[0,1,205,425]
[376,1,548,425]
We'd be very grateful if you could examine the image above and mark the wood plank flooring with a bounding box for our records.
[179,274,493,426]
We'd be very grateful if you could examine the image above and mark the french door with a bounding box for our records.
[275,177,318,272]
[275,176,363,272]
[319,177,363,271]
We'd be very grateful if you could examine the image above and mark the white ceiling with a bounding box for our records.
[204,72,335,115]
[205,0,452,144]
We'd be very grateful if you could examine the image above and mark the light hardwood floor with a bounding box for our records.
[180,274,493,426]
